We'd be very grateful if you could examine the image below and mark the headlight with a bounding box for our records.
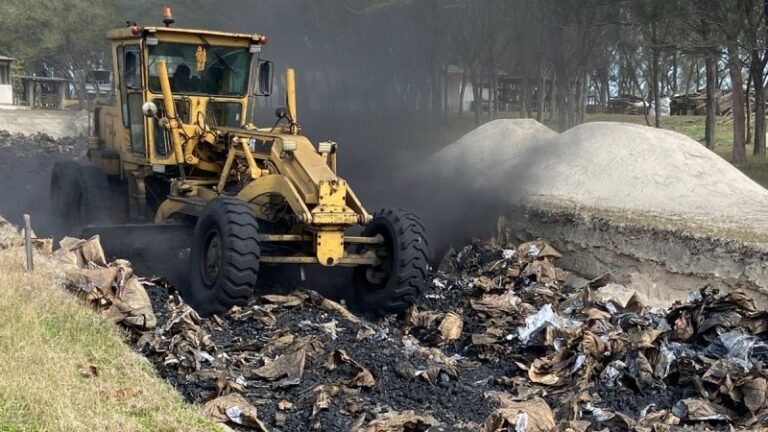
[318,141,334,154]
[283,140,297,152]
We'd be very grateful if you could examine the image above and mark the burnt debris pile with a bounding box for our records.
[38,229,768,431]
[0,130,83,157]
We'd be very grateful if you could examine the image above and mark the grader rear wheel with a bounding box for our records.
[354,208,430,314]
[186,197,262,317]
[50,161,81,233]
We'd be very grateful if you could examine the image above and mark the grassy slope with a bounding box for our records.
[0,245,218,432]
[438,113,768,189]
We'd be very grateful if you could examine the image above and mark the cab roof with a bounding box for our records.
[106,26,264,44]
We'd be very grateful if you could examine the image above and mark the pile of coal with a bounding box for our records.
[53,231,768,431]
[0,129,84,156]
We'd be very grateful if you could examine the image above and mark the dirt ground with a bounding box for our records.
[0,109,89,138]
[5,112,768,431]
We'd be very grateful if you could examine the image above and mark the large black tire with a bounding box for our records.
[354,208,430,314]
[186,197,261,316]
[75,166,114,226]
[50,163,112,234]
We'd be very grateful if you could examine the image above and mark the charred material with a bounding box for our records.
[63,233,768,431]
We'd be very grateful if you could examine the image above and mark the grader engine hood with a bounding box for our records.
[222,129,369,222]
[221,129,372,266]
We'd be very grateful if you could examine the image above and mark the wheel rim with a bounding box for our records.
[202,230,222,287]
[363,226,394,287]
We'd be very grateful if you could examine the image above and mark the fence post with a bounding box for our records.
[23,214,33,272]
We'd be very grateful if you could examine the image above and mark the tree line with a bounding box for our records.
[308,0,768,166]
[2,0,768,166]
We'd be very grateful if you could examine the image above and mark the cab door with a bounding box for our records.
[117,44,146,155]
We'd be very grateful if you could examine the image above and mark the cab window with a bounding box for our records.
[153,99,190,157]
[117,44,145,153]
[147,43,250,96]
[207,102,242,128]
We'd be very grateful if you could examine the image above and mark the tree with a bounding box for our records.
[742,0,768,156]
[710,0,750,166]
[0,0,120,105]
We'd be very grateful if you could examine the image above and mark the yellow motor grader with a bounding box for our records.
[50,11,430,316]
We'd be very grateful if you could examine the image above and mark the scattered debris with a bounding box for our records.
[362,410,439,432]
[202,393,268,431]
[0,130,84,156]
[325,349,376,388]
[482,397,556,432]
[23,228,768,431]
[54,236,157,330]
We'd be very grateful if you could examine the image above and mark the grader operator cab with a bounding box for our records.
[50,10,430,316]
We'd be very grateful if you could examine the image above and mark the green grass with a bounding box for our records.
[0,245,220,432]
[439,112,768,189]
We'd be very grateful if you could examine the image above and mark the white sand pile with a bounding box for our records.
[416,119,768,235]
[397,119,557,248]
[525,122,768,219]
[425,118,557,190]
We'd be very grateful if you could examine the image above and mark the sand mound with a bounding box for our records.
[409,119,768,242]
[426,118,557,190]
[524,122,768,220]
[396,119,557,249]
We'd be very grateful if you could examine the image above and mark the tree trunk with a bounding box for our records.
[727,42,747,166]
[549,72,556,123]
[470,68,481,127]
[746,70,752,145]
[599,67,610,111]
[522,71,530,118]
[567,77,577,129]
[458,66,467,118]
[556,67,569,132]
[651,22,661,128]
[705,49,717,149]
[489,68,497,120]
[442,64,449,121]
[537,58,545,123]
[573,76,582,125]
[578,76,587,124]
[752,51,766,156]
[672,51,679,94]
[684,57,694,93]
[429,0,440,118]
[76,73,87,108]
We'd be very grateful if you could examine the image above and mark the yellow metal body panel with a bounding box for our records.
[155,199,190,223]
[312,180,359,225]
[89,149,121,176]
[316,231,344,265]
[107,27,264,46]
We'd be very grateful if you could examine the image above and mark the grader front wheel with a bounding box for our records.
[186,197,262,317]
[354,209,431,314]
